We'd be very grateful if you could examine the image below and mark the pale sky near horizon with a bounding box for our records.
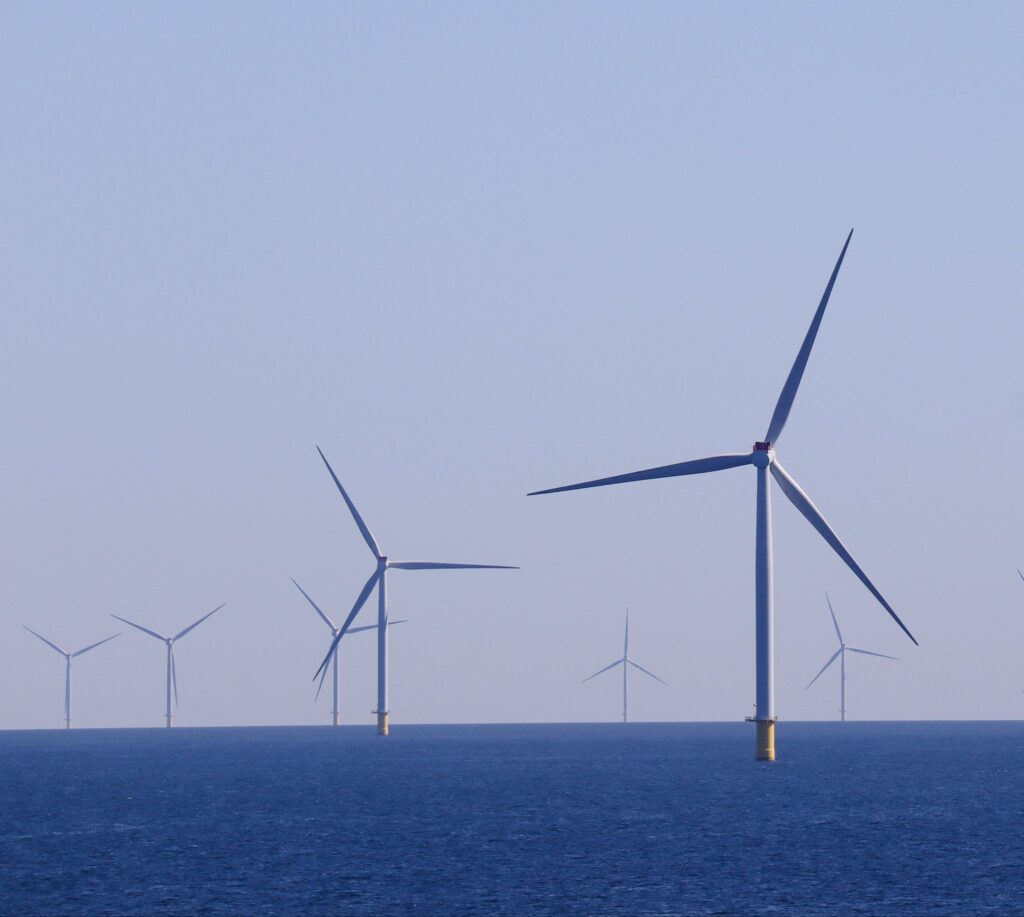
[2,2,1022,730]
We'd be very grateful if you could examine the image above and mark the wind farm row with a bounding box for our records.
[15,231,1019,759]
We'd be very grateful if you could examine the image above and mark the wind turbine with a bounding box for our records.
[529,231,917,760]
[292,578,408,725]
[806,594,897,721]
[111,604,226,727]
[311,447,517,735]
[581,611,667,723]
[22,627,119,729]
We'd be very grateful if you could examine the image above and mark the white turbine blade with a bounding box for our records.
[581,658,624,683]
[291,579,335,631]
[22,626,67,657]
[388,562,518,570]
[347,618,409,635]
[72,634,119,657]
[529,453,753,497]
[110,614,167,642]
[173,603,227,641]
[624,610,629,658]
[313,569,382,685]
[846,647,898,660]
[313,642,334,702]
[171,646,179,709]
[627,659,669,687]
[805,648,842,690]
[825,593,844,645]
[765,229,854,445]
[346,623,380,635]
[316,446,381,559]
[770,461,917,646]
[1018,568,1024,584]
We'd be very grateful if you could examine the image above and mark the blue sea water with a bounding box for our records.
[1,722,1022,916]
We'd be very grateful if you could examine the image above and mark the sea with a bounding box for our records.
[1,722,1021,916]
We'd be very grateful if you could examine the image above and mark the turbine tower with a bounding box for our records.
[529,231,916,761]
[806,594,897,721]
[312,447,517,735]
[292,578,408,726]
[581,611,667,723]
[112,604,226,727]
[23,627,119,729]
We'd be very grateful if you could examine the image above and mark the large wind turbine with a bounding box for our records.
[582,611,667,723]
[23,627,119,729]
[292,578,408,726]
[806,594,896,722]
[312,447,517,735]
[530,231,916,760]
[111,604,226,727]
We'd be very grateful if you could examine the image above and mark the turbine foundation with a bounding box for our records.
[377,711,389,736]
[756,720,775,761]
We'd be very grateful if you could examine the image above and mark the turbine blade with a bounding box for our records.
[805,648,842,690]
[765,229,854,445]
[825,593,844,645]
[291,579,335,630]
[581,658,624,683]
[72,634,119,657]
[314,644,334,702]
[388,562,518,571]
[316,447,381,558]
[1018,568,1024,584]
[846,647,898,660]
[110,614,166,642]
[313,569,382,685]
[346,616,409,635]
[171,646,179,709]
[173,603,227,641]
[529,453,754,497]
[771,460,917,646]
[624,610,629,658]
[627,659,669,686]
[22,626,67,657]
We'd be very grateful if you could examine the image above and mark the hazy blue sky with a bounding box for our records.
[2,3,1022,729]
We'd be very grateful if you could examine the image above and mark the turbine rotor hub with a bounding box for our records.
[751,442,775,468]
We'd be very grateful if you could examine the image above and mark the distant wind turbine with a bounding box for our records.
[23,627,119,729]
[530,231,917,760]
[112,604,226,727]
[292,578,408,725]
[806,594,897,722]
[312,447,518,735]
[582,611,667,723]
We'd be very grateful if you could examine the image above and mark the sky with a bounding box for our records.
[1,2,1022,729]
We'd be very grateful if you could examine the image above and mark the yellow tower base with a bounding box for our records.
[376,711,389,736]
[756,720,775,761]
